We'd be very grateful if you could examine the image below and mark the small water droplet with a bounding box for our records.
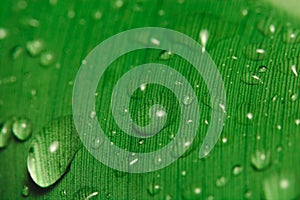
[242,9,248,16]
[60,189,67,197]
[49,0,57,6]
[247,113,253,120]
[182,185,202,200]
[251,149,270,171]
[244,44,268,60]
[199,29,209,53]
[0,28,8,40]
[215,176,227,187]
[277,57,299,76]
[232,165,243,176]
[27,115,82,188]
[263,172,299,200]
[12,118,32,141]
[159,50,172,60]
[241,72,263,85]
[147,182,161,196]
[10,46,24,60]
[0,120,13,148]
[21,18,40,27]
[21,185,30,197]
[244,190,252,199]
[295,119,300,125]
[72,186,99,199]
[68,10,75,19]
[282,27,300,44]
[258,65,268,73]
[257,17,282,36]
[114,0,124,8]
[26,39,44,57]
[93,10,102,20]
[40,52,55,66]
[182,95,194,105]
[151,38,160,46]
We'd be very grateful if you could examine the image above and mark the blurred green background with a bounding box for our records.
[0,0,300,199]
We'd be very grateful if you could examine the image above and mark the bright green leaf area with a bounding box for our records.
[1,0,300,199]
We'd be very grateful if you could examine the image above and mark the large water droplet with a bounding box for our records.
[26,39,44,57]
[251,149,270,171]
[27,115,82,188]
[0,120,13,148]
[12,118,32,141]
[72,186,99,199]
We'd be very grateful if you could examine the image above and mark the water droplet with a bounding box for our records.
[295,119,300,125]
[282,27,300,44]
[222,137,228,144]
[151,38,160,46]
[242,9,248,16]
[232,165,243,176]
[170,137,194,158]
[27,115,82,188]
[93,10,102,20]
[22,185,30,197]
[0,120,13,148]
[244,44,268,60]
[0,28,8,40]
[60,189,67,197]
[49,0,57,6]
[68,10,75,19]
[147,182,161,196]
[277,57,299,76]
[165,194,173,200]
[182,95,194,105]
[215,176,227,187]
[129,157,138,166]
[251,149,270,171]
[40,52,55,67]
[199,29,209,53]
[26,39,44,57]
[257,17,282,36]
[182,185,202,200]
[114,0,124,8]
[241,72,263,85]
[247,113,253,120]
[91,137,102,149]
[263,172,299,200]
[12,118,32,141]
[244,190,252,199]
[72,186,99,199]
[258,65,268,73]
[20,18,40,27]
[10,46,24,60]
[159,50,172,60]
